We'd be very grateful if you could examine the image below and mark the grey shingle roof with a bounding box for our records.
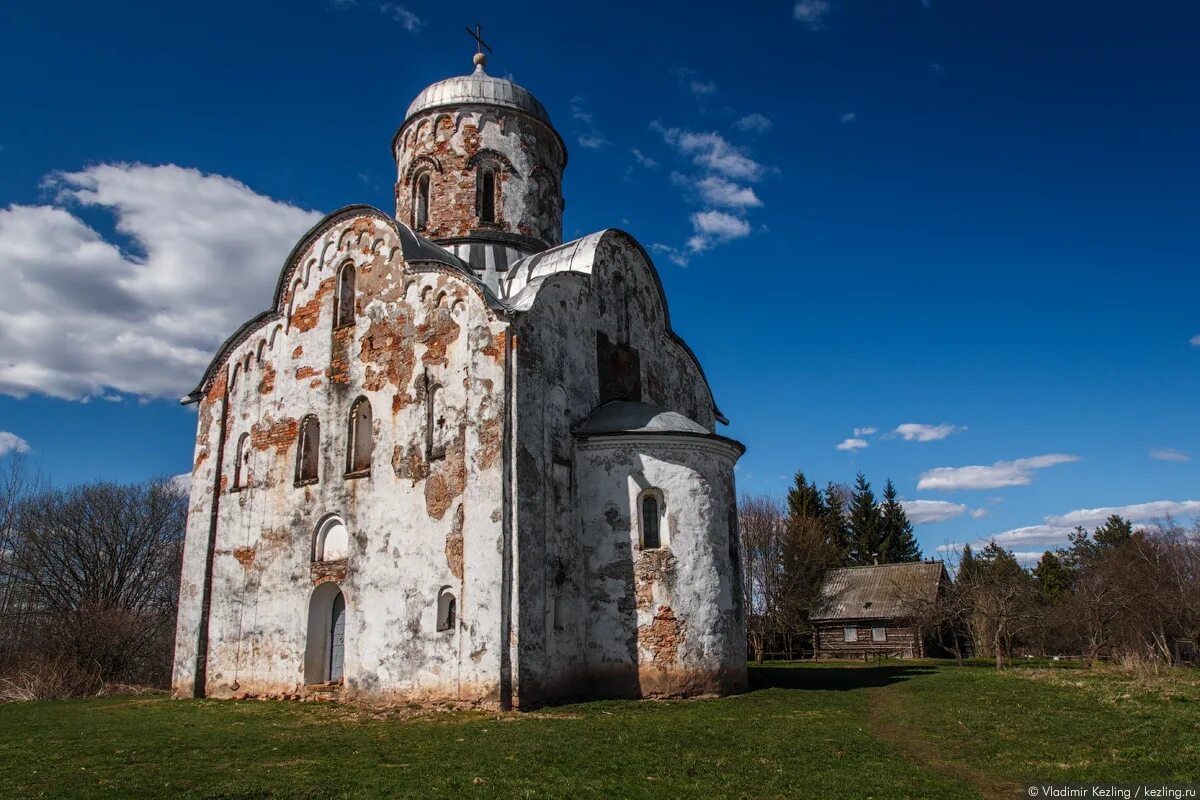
[811,561,946,622]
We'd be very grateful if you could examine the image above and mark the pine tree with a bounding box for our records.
[957,544,978,583]
[879,479,921,562]
[1092,514,1133,551]
[846,472,884,565]
[822,481,851,561]
[1032,550,1074,600]
[785,471,825,523]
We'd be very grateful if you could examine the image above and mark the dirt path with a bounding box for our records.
[866,683,1020,800]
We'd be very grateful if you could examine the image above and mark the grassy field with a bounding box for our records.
[0,661,1196,799]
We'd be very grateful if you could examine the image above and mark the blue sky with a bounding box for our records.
[1,0,1197,560]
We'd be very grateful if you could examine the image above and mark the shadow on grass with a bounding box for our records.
[748,663,938,692]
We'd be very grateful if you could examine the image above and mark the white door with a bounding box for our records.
[329,591,345,682]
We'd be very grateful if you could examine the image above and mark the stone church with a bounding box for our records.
[171,48,746,709]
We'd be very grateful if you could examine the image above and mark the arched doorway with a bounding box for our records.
[305,583,347,684]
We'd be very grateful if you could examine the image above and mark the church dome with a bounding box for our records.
[403,61,551,128]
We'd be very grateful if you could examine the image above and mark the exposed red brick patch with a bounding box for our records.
[445,504,464,579]
[233,546,255,566]
[416,304,461,366]
[391,439,427,483]
[425,433,465,520]
[292,345,304,359]
[258,363,276,395]
[296,366,318,380]
[251,416,299,454]
[360,314,416,393]
[311,559,348,585]
[639,606,684,667]
[290,277,335,333]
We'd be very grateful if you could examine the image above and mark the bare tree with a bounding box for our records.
[0,477,187,697]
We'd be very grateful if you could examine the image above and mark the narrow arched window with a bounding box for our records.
[233,432,250,490]
[426,383,446,461]
[437,588,456,632]
[414,172,430,230]
[335,263,355,328]
[295,415,320,485]
[640,491,663,550]
[346,397,373,476]
[479,167,497,223]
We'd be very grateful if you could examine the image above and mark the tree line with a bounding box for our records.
[933,514,1200,669]
[0,457,186,700]
[739,470,922,661]
[739,467,1200,668]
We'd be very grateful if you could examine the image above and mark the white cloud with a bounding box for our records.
[377,3,422,31]
[672,67,718,99]
[570,97,608,149]
[733,113,772,133]
[840,112,857,124]
[970,508,989,519]
[1150,448,1190,462]
[631,149,658,169]
[650,243,691,268]
[836,438,869,452]
[0,432,31,458]
[976,500,1200,552]
[578,134,610,149]
[917,454,1079,491]
[652,123,767,182]
[853,426,877,437]
[893,422,965,442]
[1190,333,1200,346]
[0,163,322,400]
[690,210,751,242]
[694,176,762,209]
[793,0,832,29]
[901,500,968,524]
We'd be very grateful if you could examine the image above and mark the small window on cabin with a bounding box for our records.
[414,172,430,230]
[640,491,663,550]
[844,626,858,643]
[335,263,355,328]
[232,433,250,490]
[295,415,320,485]
[479,167,496,224]
[437,589,456,632]
[872,627,887,643]
[346,397,373,476]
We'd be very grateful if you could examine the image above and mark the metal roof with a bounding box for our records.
[576,401,709,436]
[811,562,946,622]
[404,64,551,127]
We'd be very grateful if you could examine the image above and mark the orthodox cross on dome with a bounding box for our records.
[465,23,493,69]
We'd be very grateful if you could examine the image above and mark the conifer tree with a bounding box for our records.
[1092,514,1133,551]
[1032,550,1074,600]
[822,481,851,561]
[879,479,921,562]
[846,472,884,565]
[958,544,978,582]
[785,471,825,523]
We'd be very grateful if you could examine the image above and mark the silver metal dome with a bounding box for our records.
[404,64,551,127]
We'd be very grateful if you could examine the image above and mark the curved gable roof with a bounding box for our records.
[502,229,728,425]
[185,205,503,403]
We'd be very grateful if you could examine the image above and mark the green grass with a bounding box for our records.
[0,662,1196,799]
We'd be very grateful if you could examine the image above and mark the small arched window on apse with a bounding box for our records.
[232,432,250,491]
[314,515,349,562]
[346,397,373,476]
[295,414,320,485]
[413,171,431,231]
[639,489,665,550]
[335,262,355,328]
[478,164,498,224]
[436,588,457,632]
[426,383,446,461]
